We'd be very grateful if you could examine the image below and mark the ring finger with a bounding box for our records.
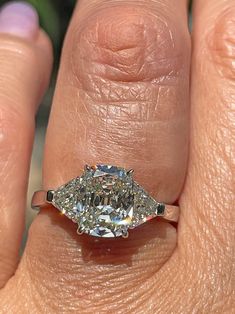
[24,0,190,312]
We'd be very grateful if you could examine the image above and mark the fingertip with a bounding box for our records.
[0,1,39,40]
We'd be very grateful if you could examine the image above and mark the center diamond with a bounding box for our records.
[53,165,135,237]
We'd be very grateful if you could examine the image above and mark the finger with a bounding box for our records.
[0,2,52,288]
[23,0,190,311]
[179,0,235,307]
[44,0,190,202]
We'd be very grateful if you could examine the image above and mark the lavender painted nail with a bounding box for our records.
[0,1,39,39]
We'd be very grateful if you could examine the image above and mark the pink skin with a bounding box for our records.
[0,1,39,39]
[0,0,233,313]
[0,1,53,289]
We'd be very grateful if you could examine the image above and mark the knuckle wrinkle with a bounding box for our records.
[71,6,188,84]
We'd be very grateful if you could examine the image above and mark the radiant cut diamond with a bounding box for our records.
[52,165,164,238]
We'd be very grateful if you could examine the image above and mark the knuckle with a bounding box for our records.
[69,5,190,86]
[206,7,235,80]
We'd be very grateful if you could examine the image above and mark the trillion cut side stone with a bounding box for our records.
[52,165,163,238]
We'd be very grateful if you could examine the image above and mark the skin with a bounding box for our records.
[0,0,234,313]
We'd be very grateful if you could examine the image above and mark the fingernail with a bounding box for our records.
[0,1,39,40]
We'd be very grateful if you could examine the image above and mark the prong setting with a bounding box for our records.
[122,230,129,238]
[77,226,84,235]
[127,169,134,176]
[84,164,91,171]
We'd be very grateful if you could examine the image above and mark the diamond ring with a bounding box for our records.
[32,165,179,238]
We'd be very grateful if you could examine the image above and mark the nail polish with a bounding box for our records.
[0,1,39,39]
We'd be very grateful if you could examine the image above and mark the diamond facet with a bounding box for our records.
[52,165,162,238]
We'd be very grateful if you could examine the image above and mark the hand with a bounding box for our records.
[0,1,234,313]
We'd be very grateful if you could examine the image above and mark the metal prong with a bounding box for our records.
[157,203,165,216]
[127,169,134,176]
[46,190,55,203]
[77,226,84,235]
[122,230,129,239]
[84,164,91,171]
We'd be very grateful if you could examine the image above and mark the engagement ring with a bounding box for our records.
[32,165,179,238]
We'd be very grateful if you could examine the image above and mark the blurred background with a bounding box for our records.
[0,0,77,246]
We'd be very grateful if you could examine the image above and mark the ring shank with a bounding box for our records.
[32,190,179,223]
[31,190,48,210]
[164,205,179,222]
